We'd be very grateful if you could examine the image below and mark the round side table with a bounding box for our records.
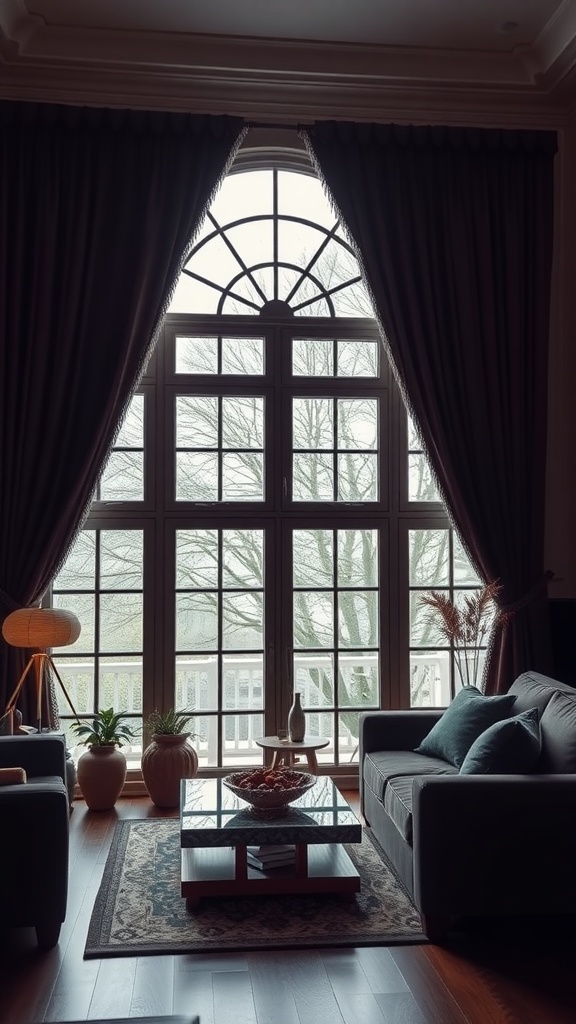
[255,736,329,774]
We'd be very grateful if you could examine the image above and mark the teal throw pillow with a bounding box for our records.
[414,686,517,769]
[459,707,541,775]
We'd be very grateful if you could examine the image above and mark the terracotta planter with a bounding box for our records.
[77,745,127,811]
[141,733,198,808]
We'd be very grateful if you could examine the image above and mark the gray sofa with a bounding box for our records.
[0,733,69,948]
[360,671,576,939]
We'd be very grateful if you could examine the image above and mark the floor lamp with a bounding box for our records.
[2,607,81,733]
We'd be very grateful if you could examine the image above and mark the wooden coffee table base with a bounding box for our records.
[181,842,360,907]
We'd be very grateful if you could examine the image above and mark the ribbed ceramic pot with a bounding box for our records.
[141,733,199,808]
[77,745,127,811]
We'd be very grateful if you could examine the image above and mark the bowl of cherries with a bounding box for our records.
[222,767,316,811]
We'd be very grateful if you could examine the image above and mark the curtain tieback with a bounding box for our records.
[500,570,554,615]
[0,588,22,614]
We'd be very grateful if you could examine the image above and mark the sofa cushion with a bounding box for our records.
[539,690,576,773]
[414,686,517,768]
[459,707,541,775]
[507,672,576,716]
[0,767,26,786]
[384,775,416,844]
[363,750,457,802]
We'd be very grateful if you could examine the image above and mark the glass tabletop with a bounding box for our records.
[180,775,362,848]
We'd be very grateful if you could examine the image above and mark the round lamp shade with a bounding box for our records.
[2,607,81,649]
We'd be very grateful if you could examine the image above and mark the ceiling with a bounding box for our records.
[0,0,575,122]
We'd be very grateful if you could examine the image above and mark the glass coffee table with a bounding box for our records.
[180,775,362,907]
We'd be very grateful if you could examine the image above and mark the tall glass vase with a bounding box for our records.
[288,692,305,743]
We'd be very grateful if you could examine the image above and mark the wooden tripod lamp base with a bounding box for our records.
[2,607,81,731]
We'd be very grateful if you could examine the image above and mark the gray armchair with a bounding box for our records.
[0,733,69,948]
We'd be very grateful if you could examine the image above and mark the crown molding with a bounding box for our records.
[0,59,568,128]
[519,0,576,77]
[0,0,575,119]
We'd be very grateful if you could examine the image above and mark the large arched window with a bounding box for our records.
[50,159,482,783]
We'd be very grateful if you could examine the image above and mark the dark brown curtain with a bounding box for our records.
[304,122,557,693]
[0,101,244,723]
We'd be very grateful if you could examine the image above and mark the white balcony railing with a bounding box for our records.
[56,652,450,765]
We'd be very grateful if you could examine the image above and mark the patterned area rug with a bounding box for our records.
[84,818,426,958]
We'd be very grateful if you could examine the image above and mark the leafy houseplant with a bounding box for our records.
[419,581,507,693]
[141,707,198,809]
[71,707,136,748]
[71,708,136,811]
[145,707,196,736]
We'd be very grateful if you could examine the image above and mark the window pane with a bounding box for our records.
[293,453,334,501]
[55,656,94,716]
[338,592,378,647]
[338,399,377,449]
[222,713,265,768]
[294,591,334,648]
[223,654,263,710]
[338,711,360,762]
[176,336,218,374]
[294,653,334,707]
[410,590,447,646]
[293,398,333,449]
[222,452,264,501]
[409,530,450,586]
[100,531,143,590]
[278,220,332,272]
[331,281,373,317]
[337,341,378,377]
[99,656,142,714]
[338,530,377,587]
[53,531,95,589]
[222,592,263,650]
[338,452,378,501]
[177,592,218,651]
[222,337,264,375]
[277,170,334,226]
[339,656,379,707]
[99,594,143,653]
[176,530,218,589]
[169,275,220,314]
[410,652,452,707]
[176,654,219,712]
[294,296,331,317]
[293,530,333,588]
[99,452,144,501]
[53,593,94,653]
[409,453,440,501]
[176,396,218,447]
[407,411,421,449]
[222,397,264,449]
[292,338,333,377]
[454,534,481,584]
[210,168,272,222]
[176,452,219,501]
[222,530,263,588]
[226,221,274,270]
[188,233,247,289]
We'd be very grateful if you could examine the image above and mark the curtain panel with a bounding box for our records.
[0,101,244,724]
[303,122,557,694]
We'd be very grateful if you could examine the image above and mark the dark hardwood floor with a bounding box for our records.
[1,793,575,1024]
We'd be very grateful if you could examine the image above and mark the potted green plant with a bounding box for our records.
[71,708,136,811]
[141,707,198,808]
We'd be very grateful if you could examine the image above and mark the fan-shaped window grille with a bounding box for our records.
[168,169,372,317]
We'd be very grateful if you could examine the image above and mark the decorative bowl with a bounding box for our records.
[222,768,316,811]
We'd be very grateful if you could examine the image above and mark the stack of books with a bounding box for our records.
[246,844,295,871]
